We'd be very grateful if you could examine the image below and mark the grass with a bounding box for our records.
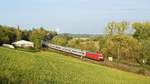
[15,47,40,52]
[0,47,150,84]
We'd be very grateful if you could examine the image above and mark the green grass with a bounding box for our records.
[0,47,150,84]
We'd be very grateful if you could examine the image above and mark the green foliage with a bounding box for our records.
[0,34,9,44]
[106,21,129,35]
[0,25,16,44]
[103,35,140,62]
[98,36,107,50]
[132,22,150,40]
[0,47,150,84]
[15,26,22,41]
[67,38,99,52]
[21,30,30,41]
[44,31,57,41]
[140,39,150,65]
[51,34,72,46]
[147,58,150,65]
[104,21,133,61]
[132,22,150,64]
[102,21,150,65]
[29,28,48,49]
[67,38,80,48]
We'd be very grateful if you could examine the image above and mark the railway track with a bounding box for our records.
[45,47,150,76]
[47,47,104,65]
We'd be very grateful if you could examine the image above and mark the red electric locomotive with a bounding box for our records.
[85,52,103,61]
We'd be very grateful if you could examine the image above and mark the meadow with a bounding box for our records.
[0,47,150,84]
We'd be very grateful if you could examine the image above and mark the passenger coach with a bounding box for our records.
[47,43,104,61]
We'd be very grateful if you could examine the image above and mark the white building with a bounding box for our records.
[12,40,34,48]
[2,44,15,49]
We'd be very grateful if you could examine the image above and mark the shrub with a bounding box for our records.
[146,58,150,65]
[137,68,146,75]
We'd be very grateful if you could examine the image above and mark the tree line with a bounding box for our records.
[0,21,150,65]
[50,21,150,65]
[102,21,150,65]
[0,25,57,48]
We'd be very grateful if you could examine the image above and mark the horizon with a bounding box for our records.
[0,0,150,34]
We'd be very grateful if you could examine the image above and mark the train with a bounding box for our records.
[42,41,104,61]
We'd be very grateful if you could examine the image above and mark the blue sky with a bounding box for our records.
[0,0,150,34]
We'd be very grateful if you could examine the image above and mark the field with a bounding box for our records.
[0,47,150,84]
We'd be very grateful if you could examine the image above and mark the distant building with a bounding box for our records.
[12,40,34,48]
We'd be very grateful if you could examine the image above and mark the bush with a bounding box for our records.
[137,68,146,75]
[51,34,72,46]
[146,58,150,65]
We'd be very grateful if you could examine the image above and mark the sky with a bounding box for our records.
[0,0,150,34]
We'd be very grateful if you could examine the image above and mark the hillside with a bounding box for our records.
[0,47,150,84]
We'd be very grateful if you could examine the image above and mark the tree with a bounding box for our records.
[21,30,30,41]
[132,22,150,64]
[67,38,80,48]
[67,38,99,52]
[0,25,16,44]
[139,38,150,65]
[105,21,129,61]
[43,31,57,42]
[29,28,47,48]
[51,34,72,46]
[15,26,22,41]
[132,22,150,40]
[106,21,117,35]
[0,26,9,44]
[106,21,128,35]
